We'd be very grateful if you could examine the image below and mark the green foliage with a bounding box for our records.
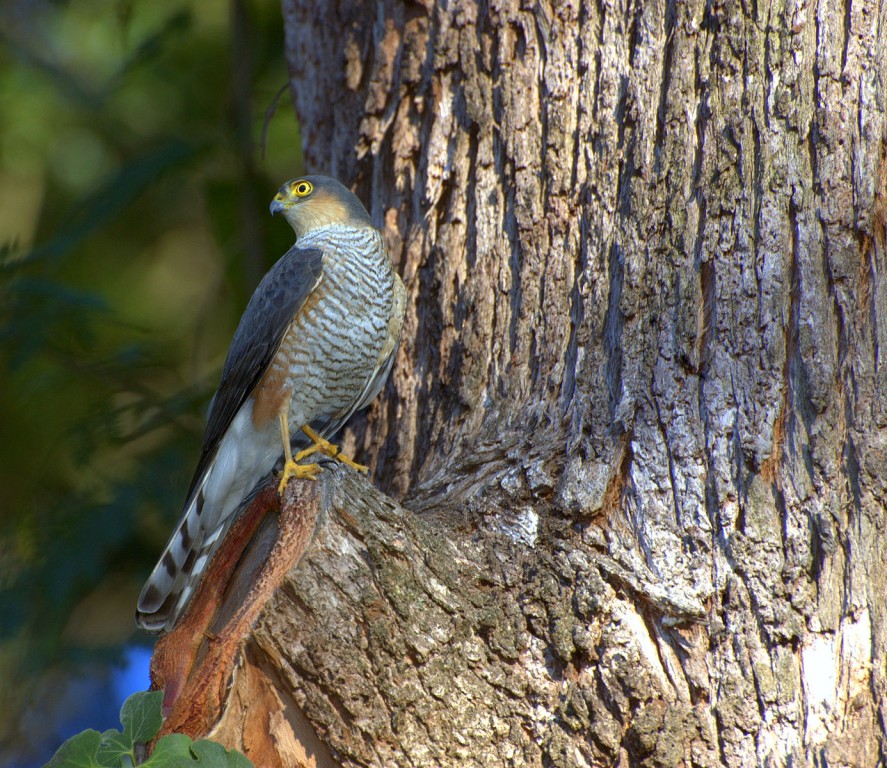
[45,691,253,768]
[0,0,303,761]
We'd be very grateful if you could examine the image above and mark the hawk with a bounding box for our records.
[136,175,406,633]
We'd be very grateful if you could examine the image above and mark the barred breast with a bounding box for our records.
[254,224,394,438]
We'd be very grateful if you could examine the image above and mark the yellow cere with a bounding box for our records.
[292,180,313,197]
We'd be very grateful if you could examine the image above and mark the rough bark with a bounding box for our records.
[151,0,887,766]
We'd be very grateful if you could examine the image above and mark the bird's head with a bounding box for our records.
[270,175,373,240]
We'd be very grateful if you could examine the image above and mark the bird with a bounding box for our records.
[136,175,406,633]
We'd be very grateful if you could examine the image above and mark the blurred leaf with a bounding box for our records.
[22,140,198,268]
[0,0,300,762]
[0,276,108,369]
[112,10,192,87]
[2,37,104,110]
[3,6,194,110]
[0,443,195,645]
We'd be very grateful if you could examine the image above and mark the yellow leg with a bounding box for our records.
[295,425,369,473]
[277,413,321,494]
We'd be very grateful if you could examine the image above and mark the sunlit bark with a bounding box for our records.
[154,0,887,765]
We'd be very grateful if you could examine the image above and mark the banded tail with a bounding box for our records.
[135,422,314,634]
[135,476,224,633]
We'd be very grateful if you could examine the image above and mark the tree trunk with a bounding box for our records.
[151,0,887,765]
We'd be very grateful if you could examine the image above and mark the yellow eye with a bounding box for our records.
[292,180,313,197]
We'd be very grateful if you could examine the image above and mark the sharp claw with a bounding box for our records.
[296,428,369,472]
[338,455,369,473]
[277,460,321,494]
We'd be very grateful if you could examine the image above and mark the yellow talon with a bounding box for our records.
[298,425,368,473]
[277,412,323,494]
[277,459,322,494]
[276,413,367,496]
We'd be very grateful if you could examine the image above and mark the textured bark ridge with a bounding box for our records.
[153,0,887,766]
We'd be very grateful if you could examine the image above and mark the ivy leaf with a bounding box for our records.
[96,729,130,766]
[142,733,255,767]
[44,729,104,768]
[120,690,164,744]
[44,689,253,768]
[190,740,253,767]
[143,733,193,767]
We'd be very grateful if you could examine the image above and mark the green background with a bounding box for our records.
[0,1,302,762]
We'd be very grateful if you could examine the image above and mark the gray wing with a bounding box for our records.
[186,245,323,498]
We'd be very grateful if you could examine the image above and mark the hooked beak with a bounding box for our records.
[269,196,287,216]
